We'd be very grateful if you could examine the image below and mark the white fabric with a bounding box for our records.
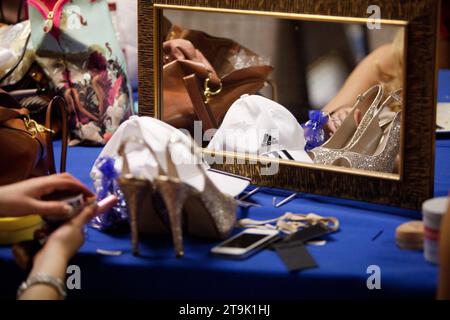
[91,116,249,197]
[0,21,33,85]
[109,0,138,89]
[207,95,313,163]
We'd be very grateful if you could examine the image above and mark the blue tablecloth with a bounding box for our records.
[1,71,450,300]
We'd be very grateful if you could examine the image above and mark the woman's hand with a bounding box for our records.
[163,39,198,63]
[0,173,93,218]
[19,198,117,300]
[39,203,99,262]
[41,194,117,261]
[162,39,217,77]
[325,106,363,135]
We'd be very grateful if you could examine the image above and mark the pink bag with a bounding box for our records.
[27,0,134,145]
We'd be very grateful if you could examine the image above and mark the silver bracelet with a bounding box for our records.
[17,273,67,299]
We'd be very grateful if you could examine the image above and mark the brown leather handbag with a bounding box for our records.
[0,89,68,186]
[162,25,274,133]
[0,0,26,25]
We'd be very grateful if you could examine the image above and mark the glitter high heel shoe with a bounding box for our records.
[118,137,169,256]
[176,136,237,241]
[329,89,403,173]
[118,136,192,257]
[160,135,237,245]
[151,140,194,258]
[152,135,237,257]
[331,111,402,173]
[119,134,237,258]
[309,84,384,164]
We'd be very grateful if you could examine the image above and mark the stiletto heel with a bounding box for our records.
[118,137,169,256]
[119,178,149,256]
[154,177,190,257]
[152,138,196,257]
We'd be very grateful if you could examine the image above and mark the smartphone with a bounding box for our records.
[211,228,280,259]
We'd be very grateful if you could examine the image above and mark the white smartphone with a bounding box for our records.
[211,228,280,259]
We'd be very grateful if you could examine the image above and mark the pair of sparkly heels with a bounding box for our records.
[118,136,237,257]
[309,84,403,173]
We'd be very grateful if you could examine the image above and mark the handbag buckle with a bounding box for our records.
[204,74,223,104]
[23,116,55,138]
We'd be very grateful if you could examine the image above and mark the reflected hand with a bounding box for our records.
[162,39,217,77]
[163,39,198,63]
[325,106,363,135]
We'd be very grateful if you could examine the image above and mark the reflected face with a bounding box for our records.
[157,8,406,176]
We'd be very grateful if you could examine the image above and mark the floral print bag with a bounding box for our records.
[27,0,134,145]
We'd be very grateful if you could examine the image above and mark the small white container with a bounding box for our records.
[422,197,449,264]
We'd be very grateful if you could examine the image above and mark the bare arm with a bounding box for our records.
[322,43,397,134]
[17,204,98,300]
[323,43,394,114]
[19,244,69,300]
[18,199,117,300]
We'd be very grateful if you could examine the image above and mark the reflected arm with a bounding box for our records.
[323,43,394,114]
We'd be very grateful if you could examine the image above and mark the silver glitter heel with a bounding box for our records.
[333,89,402,158]
[118,137,170,256]
[331,111,402,173]
[152,139,196,258]
[154,175,191,258]
[153,135,237,257]
[170,136,237,241]
[309,84,384,164]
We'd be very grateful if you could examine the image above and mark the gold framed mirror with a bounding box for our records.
[138,0,440,210]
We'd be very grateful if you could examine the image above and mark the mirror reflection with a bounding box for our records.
[159,9,405,175]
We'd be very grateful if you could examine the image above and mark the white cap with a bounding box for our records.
[207,95,313,163]
[90,116,250,197]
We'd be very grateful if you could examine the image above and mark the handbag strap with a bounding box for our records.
[1,89,67,175]
[183,74,218,131]
[0,89,22,109]
[0,106,28,123]
[238,212,340,234]
[44,96,68,174]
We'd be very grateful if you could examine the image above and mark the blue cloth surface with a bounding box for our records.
[0,151,444,300]
[438,69,450,102]
[1,141,441,299]
[0,71,449,299]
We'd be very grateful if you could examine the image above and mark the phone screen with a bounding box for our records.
[220,233,269,249]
